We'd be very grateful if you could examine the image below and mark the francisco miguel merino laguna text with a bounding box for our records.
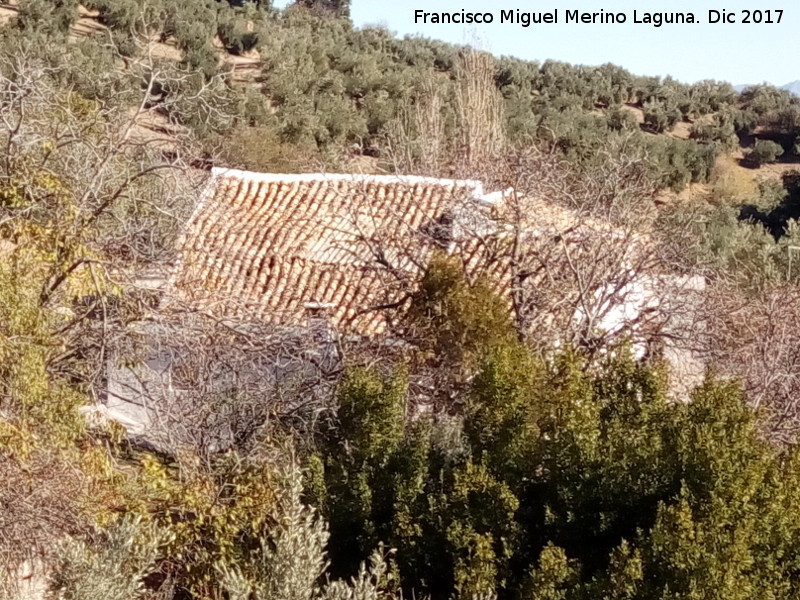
[415,9,737,27]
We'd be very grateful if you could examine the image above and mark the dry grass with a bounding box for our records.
[70,16,107,39]
[669,120,693,140]
[654,182,712,206]
[709,152,800,205]
[709,153,760,203]
[760,159,800,178]
[146,39,184,63]
[622,103,645,124]
[127,108,186,153]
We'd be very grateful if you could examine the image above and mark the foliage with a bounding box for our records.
[111,453,279,597]
[313,367,407,575]
[50,517,170,600]
[0,257,86,444]
[216,3,262,55]
[295,0,351,17]
[310,318,800,600]
[405,253,518,372]
[220,456,397,600]
[14,0,78,35]
[464,343,541,485]
[645,135,717,191]
[16,0,795,175]
[606,105,639,132]
[747,138,785,167]
[220,124,319,172]
[690,111,739,150]
[4,4,800,600]
[642,98,681,134]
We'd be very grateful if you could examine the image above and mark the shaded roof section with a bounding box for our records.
[167,169,499,334]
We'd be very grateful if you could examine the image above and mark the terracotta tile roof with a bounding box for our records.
[168,169,498,334]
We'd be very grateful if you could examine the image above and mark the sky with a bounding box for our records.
[273,0,798,86]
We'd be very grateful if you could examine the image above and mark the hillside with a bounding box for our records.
[2,2,800,599]
[3,0,798,186]
[783,80,800,97]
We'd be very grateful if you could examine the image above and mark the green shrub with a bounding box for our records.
[606,105,639,132]
[642,99,681,134]
[747,139,785,167]
[690,113,738,149]
[50,517,170,600]
[217,6,261,55]
[219,458,397,600]
[15,0,77,34]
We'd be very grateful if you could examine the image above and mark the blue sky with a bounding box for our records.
[273,0,797,86]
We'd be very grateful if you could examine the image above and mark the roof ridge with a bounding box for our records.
[210,167,486,193]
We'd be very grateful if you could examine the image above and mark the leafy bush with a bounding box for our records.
[220,457,397,600]
[642,99,681,134]
[645,136,717,191]
[220,125,319,173]
[606,105,639,132]
[14,0,78,34]
[690,112,738,150]
[310,326,800,599]
[50,517,170,600]
[217,8,260,55]
[747,139,785,167]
